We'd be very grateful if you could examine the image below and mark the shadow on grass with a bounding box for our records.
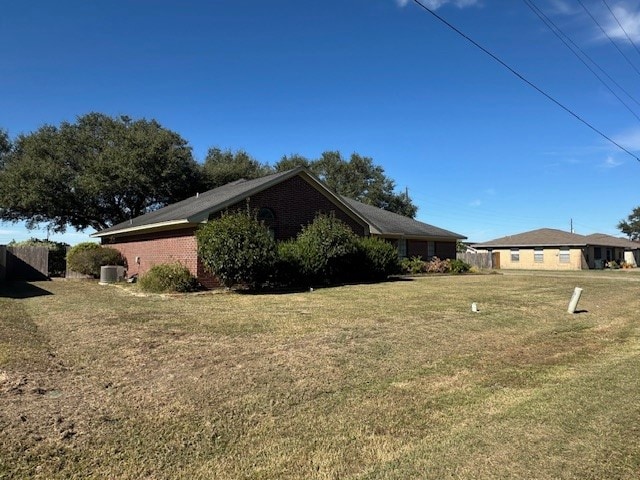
[0,282,54,299]
[237,276,415,296]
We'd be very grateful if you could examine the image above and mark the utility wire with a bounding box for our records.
[577,0,640,79]
[601,0,640,59]
[409,0,640,162]
[524,0,640,123]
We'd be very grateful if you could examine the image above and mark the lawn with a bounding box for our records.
[1,271,639,479]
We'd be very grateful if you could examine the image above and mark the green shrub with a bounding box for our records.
[8,237,68,277]
[401,256,426,274]
[138,263,199,293]
[197,212,277,288]
[275,240,303,287]
[449,259,471,274]
[293,214,358,285]
[355,237,401,281]
[66,242,125,278]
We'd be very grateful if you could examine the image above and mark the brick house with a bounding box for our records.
[472,228,639,270]
[92,167,465,286]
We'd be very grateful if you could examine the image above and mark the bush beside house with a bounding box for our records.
[138,263,199,293]
[196,212,277,289]
[66,242,126,278]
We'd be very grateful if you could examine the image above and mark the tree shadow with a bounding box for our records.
[237,276,415,296]
[0,282,54,299]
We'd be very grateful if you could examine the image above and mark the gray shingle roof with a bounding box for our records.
[584,233,640,249]
[342,197,466,240]
[94,169,301,236]
[93,167,465,241]
[473,228,640,249]
[473,228,588,248]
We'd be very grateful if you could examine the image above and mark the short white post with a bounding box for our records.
[567,287,583,314]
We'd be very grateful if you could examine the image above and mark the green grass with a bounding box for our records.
[1,273,639,479]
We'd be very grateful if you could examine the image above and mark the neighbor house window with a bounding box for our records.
[398,239,407,258]
[559,248,570,263]
[534,248,543,263]
[427,241,435,259]
[510,248,520,262]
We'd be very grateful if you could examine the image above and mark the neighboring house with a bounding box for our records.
[92,167,465,287]
[472,228,639,270]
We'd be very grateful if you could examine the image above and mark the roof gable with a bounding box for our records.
[93,168,369,237]
[92,167,465,242]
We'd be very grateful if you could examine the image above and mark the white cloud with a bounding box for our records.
[614,126,640,151]
[469,199,482,207]
[396,0,480,9]
[547,0,580,16]
[602,155,623,168]
[603,4,640,42]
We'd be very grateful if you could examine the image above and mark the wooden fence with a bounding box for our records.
[456,252,494,270]
[0,246,49,281]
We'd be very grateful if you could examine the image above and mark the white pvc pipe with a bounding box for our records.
[567,287,583,314]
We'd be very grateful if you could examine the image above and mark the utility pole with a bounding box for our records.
[570,218,573,233]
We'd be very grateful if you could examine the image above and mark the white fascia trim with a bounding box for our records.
[90,220,191,238]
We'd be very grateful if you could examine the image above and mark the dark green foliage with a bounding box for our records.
[8,238,69,277]
[274,151,418,218]
[275,240,303,287]
[0,129,11,167]
[197,212,277,289]
[292,214,358,285]
[618,206,640,241]
[67,242,125,278]
[449,259,471,274]
[202,148,272,190]
[138,263,199,293]
[354,237,401,281]
[0,113,202,233]
[401,256,427,274]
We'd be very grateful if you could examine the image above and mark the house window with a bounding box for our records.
[397,239,407,258]
[534,248,543,263]
[559,248,570,263]
[510,248,520,262]
[427,241,435,259]
[257,207,276,239]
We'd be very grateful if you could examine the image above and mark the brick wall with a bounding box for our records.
[228,175,368,239]
[107,227,199,279]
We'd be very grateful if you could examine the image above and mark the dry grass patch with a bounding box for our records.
[1,273,639,479]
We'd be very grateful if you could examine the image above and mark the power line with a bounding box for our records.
[409,0,640,162]
[523,0,640,123]
[577,0,640,79]
[601,0,640,59]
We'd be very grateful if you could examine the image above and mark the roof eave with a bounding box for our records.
[90,219,192,238]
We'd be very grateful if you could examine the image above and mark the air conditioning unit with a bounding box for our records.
[100,265,125,284]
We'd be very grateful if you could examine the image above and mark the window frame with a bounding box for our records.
[534,248,544,263]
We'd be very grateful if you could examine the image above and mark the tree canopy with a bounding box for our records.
[618,206,640,241]
[0,113,202,232]
[201,148,271,190]
[0,113,418,234]
[275,151,417,218]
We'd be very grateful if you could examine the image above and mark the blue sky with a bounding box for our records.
[2,0,640,244]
